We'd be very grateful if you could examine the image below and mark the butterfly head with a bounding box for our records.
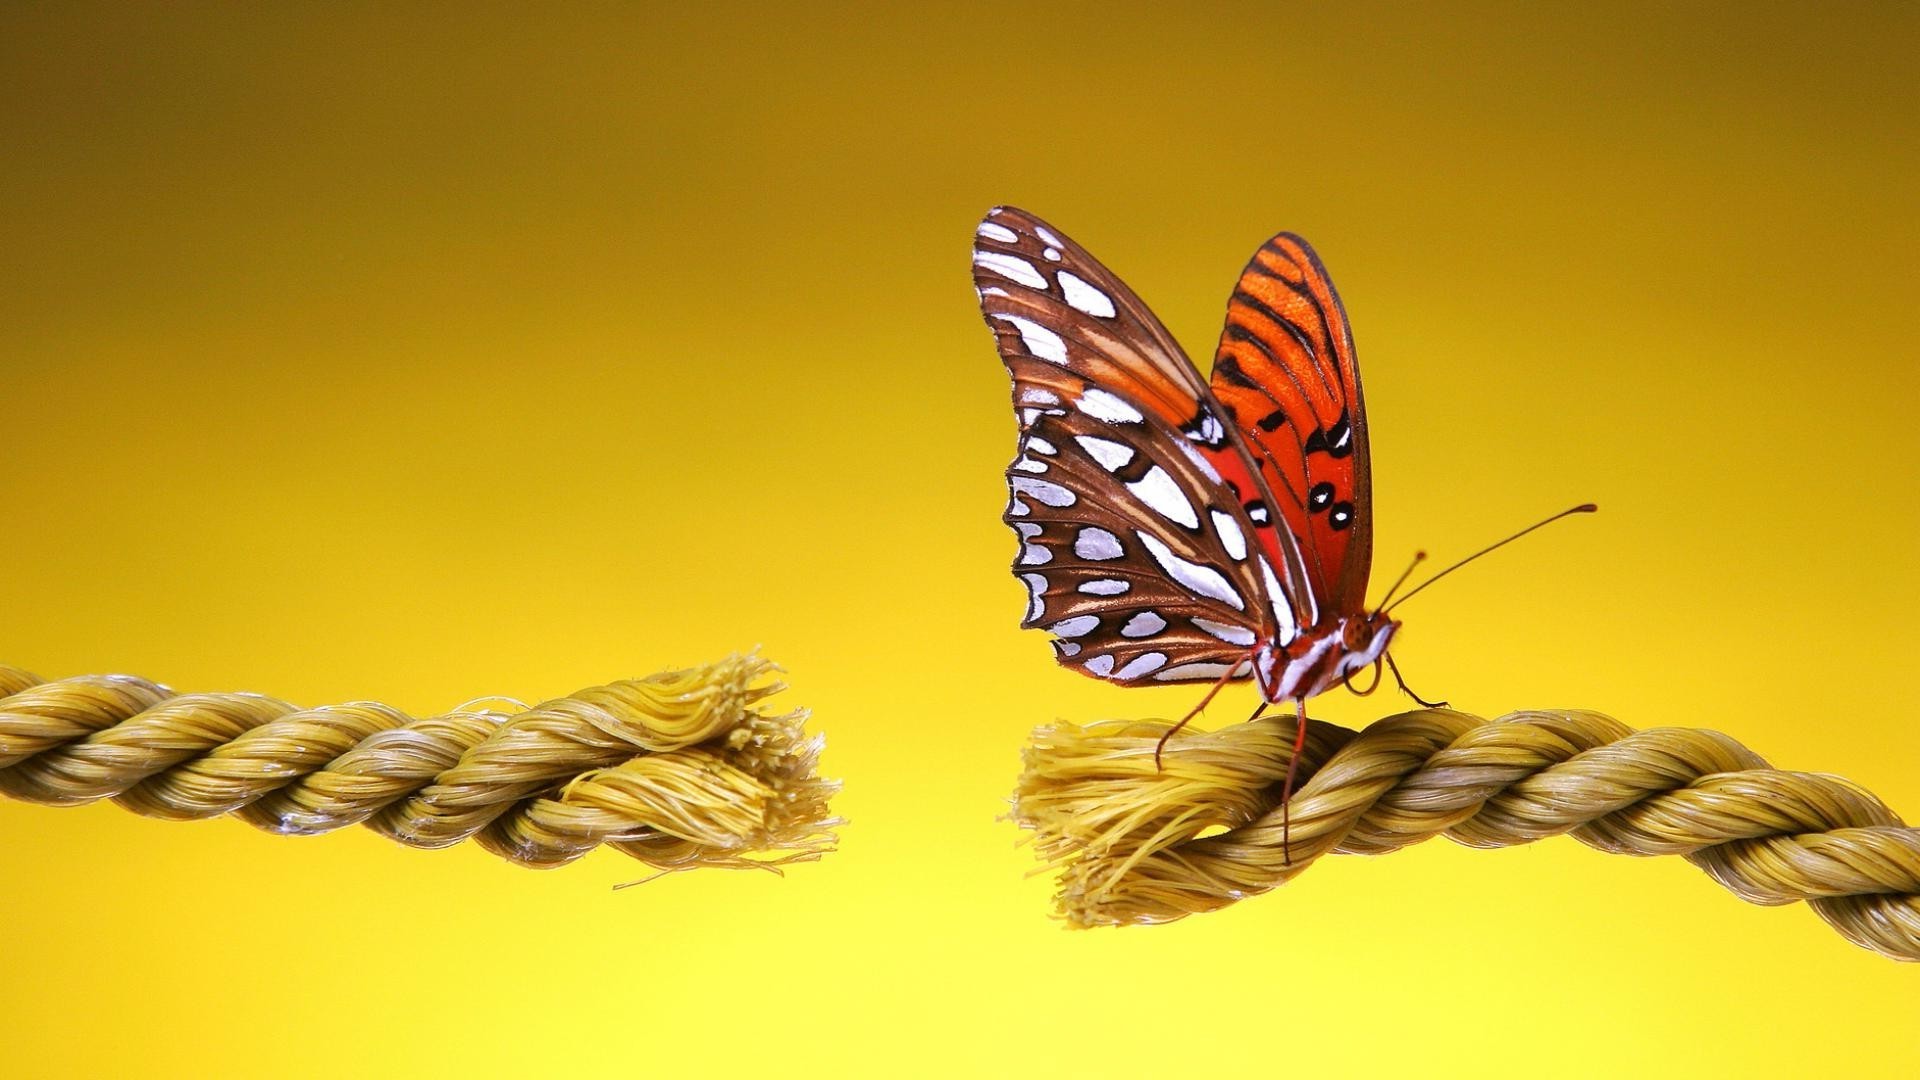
[1252,613,1400,704]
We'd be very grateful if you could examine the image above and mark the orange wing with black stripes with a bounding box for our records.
[1207,233,1373,617]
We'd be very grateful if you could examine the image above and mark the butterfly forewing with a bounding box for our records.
[974,207,1216,435]
[1208,233,1374,614]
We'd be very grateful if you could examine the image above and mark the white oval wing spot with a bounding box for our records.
[1128,466,1199,529]
[1212,510,1247,560]
[1073,527,1124,561]
[1192,617,1256,647]
[1011,476,1076,508]
[1020,573,1047,622]
[1050,614,1100,638]
[991,314,1068,364]
[1012,455,1048,474]
[1077,578,1129,596]
[1083,654,1115,676]
[1057,270,1117,318]
[1074,434,1135,472]
[1025,437,1057,456]
[975,250,1048,289]
[1077,387,1144,424]
[1258,555,1297,642]
[1043,247,1062,262]
[1116,652,1168,679]
[1019,542,1051,566]
[1120,611,1167,638]
[1138,532,1245,610]
[1054,640,1080,657]
[1013,522,1042,539]
[1018,387,1061,406]
[976,221,1019,243]
[1035,225,1065,248]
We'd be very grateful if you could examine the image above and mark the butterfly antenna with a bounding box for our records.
[1384,503,1597,614]
[1370,550,1428,617]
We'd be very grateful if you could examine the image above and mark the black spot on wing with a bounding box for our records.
[1179,408,1229,449]
[1302,410,1354,460]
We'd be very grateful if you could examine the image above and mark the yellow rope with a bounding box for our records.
[1013,707,1920,961]
[0,653,839,873]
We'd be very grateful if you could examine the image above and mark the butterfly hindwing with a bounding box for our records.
[1208,233,1374,614]
[1006,401,1262,685]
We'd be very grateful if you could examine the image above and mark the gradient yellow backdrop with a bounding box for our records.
[4,4,1916,1076]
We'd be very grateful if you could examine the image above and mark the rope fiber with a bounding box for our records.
[0,653,838,873]
[1013,706,1920,961]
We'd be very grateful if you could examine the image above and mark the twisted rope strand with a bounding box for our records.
[1012,708,1920,961]
[0,653,839,873]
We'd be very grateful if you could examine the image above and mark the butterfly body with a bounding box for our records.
[1255,613,1396,704]
[977,206,1392,711]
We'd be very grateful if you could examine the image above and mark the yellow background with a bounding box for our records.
[4,3,1916,1076]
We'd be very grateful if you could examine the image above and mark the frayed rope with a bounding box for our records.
[1013,707,1919,961]
[0,652,839,874]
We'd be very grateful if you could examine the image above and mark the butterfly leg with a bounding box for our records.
[1153,664,1238,770]
[1280,696,1308,866]
[1385,652,1448,709]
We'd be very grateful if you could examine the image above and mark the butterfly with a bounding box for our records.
[973,206,1590,843]
[976,205,1395,705]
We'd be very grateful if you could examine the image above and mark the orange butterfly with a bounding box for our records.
[975,207,1591,850]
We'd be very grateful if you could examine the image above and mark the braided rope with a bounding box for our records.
[0,653,839,872]
[1013,707,1920,961]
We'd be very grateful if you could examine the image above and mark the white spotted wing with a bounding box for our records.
[979,207,1289,685]
[975,206,1216,436]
